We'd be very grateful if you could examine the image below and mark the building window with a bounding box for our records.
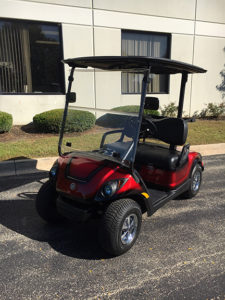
[121,30,171,94]
[0,19,64,94]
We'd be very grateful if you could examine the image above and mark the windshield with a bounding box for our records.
[60,68,142,167]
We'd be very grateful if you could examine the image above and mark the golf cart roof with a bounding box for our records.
[63,56,206,74]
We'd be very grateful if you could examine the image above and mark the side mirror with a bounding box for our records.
[66,92,76,103]
[144,97,159,110]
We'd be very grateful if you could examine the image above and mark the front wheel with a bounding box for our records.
[36,180,63,223]
[184,164,202,198]
[98,199,142,256]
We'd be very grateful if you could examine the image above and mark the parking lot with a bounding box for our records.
[0,154,225,300]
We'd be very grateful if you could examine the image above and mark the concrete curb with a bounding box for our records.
[0,143,224,177]
[0,157,58,177]
[190,143,225,156]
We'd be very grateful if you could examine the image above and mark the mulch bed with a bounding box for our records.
[0,124,107,143]
[0,124,57,143]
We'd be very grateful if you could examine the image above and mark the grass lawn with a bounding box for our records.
[0,120,225,161]
[187,120,225,144]
[0,133,103,161]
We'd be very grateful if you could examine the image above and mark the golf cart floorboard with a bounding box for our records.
[147,188,169,208]
[147,178,190,211]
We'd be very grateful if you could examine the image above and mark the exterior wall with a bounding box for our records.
[94,27,121,56]
[0,0,92,25]
[0,95,65,124]
[25,0,91,8]
[94,0,196,20]
[191,36,225,113]
[93,9,195,35]
[196,0,225,23]
[0,0,225,124]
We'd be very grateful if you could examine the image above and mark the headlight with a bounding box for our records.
[49,160,58,178]
[102,181,118,197]
[101,179,127,198]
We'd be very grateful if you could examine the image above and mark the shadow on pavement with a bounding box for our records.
[0,172,48,192]
[1,188,225,261]
[0,192,111,260]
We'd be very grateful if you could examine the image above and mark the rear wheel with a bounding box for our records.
[36,180,63,223]
[98,199,142,256]
[184,164,202,198]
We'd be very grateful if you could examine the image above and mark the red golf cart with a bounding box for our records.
[36,56,206,256]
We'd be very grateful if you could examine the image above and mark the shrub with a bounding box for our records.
[196,101,225,119]
[33,109,96,133]
[206,102,225,118]
[160,102,178,117]
[0,111,13,133]
[96,113,128,128]
[112,105,160,116]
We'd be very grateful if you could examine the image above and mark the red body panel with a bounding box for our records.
[68,156,104,178]
[56,155,142,201]
[56,151,201,201]
[138,152,201,188]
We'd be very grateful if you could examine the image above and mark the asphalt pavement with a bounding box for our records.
[0,154,225,299]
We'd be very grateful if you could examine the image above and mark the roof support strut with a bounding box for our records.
[177,72,188,118]
[131,67,151,165]
[58,67,75,156]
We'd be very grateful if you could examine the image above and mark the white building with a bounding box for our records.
[0,0,225,124]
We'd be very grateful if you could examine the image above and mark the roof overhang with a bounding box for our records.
[62,56,207,74]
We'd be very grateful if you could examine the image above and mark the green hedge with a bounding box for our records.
[33,109,96,133]
[112,105,160,116]
[0,111,13,133]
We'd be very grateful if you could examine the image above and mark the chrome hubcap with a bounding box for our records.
[121,214,138,245]
[192,170,201,192]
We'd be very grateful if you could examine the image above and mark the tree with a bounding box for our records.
[216,47,225,98]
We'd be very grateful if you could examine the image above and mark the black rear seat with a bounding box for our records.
[141,117,188,145]
[136,117,189,171]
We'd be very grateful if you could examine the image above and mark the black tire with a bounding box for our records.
[36,180,63,223]
[183,163,202,199]
[98,199,142,256]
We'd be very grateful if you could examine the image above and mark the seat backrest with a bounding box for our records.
[143,117,188,146]
[144,97,159,110]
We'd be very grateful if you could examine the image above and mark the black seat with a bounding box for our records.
[141,117,188,146]
[136,143,181,171]
[137,117,189,171]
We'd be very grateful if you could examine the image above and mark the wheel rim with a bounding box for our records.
[121,214,138,245]
[192,170,201,192]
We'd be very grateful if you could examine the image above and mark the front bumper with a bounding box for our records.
[56,196,93,222]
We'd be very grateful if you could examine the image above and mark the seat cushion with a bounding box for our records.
[136,143,181,171]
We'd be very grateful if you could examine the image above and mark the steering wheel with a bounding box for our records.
[140,117,158,138]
